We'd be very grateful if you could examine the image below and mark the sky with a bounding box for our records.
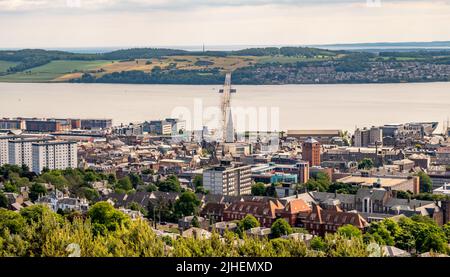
[0,0,449,48]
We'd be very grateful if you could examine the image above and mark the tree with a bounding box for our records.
[116,176,133,192]
[129,173,143,189]
[0,208,26,234]
[87,201,129,235]
[251,183,266,196]
[158,175,181,192]
[191,215,200,228]
[416,171,432,193]
[310,236,327,252]
[358,158,374,170]
[239,214,260,231]
[29,183,47,202]
[337,224,362,238]
[0,191,8,208]
[265,183,278,197]
[107,174,117,185]
[443,223,450,243]
[174,191,201,218]
[271,218,293,238]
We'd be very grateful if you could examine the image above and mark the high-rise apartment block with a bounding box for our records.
[203,164,252,196]
[32,141,77,174]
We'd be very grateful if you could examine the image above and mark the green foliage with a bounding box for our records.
[0,192,8,208]
[29,183,47,202]
[358,158,374,170]
[87,202,129,235]
[271,218,293,238]
[310,236,327,252]
[327,182,358,194]
[238,214,260,235]
[174,192,201,218]
[251,183,266,196]
[0,208,26,234]
[416,171,432,193]
[157,175,181,192]
[191,216,200,228]
[337,224,362,238]
[116,177,133,192]
[305,172,331,192]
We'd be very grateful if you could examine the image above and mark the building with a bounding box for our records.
[433,183,450,196]
[32,141,77,174]
[0,119,25,130]
[8,137,53,169]
[275,198,311,227]
[203,164,252,196]
[223,197,284,227]
[303,204,369,236]
[408,153,430,169]
[336,175,420,194]
[354,126,383,147]
[80,119,112,130]
[297,161,310,184]
[286,130,341,144]
[144,118,185,136]
[354,128,370,147]
[25,120,68,132]
[302,137,321,166]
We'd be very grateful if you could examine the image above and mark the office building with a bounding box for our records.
[203,164,252,196]
[302,137,321,166]
[80,119,112,130]
[32,141,77,174]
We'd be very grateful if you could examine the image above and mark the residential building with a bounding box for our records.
[8,137,53,169]
[32,140,78,174]
[203,164,252,196]
[303,204,369,236]
[302,137,321,166]
[223,197,284,227]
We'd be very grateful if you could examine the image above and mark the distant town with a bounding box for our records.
[1,47,450,84]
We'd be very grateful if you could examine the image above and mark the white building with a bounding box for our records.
[203,164,251,196]
[32,141,77,174]
[7,137,53,169]
[0,136,12,166]
[433,183,450,196]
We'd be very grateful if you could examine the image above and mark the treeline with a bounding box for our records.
[73,69,225,85]
[0,203,449,257]
[231,47,337,57]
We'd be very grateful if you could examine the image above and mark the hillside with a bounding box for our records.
[0,47,449,84]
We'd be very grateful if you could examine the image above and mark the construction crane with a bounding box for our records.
[218,72,236,143]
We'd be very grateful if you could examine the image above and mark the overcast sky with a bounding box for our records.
[0,0,449,48]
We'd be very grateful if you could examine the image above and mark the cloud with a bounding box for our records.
[1,0,449,13]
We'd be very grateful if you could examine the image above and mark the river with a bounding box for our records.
[0,82,449,132]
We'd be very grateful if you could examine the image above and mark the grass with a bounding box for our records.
[0,60,19,73]
[0,60,114,82]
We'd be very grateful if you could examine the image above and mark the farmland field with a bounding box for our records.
[0,61,19,73]
[0,60,113,82]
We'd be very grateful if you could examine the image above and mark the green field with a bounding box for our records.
[0,60,19,73]
[0,60,113,82]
